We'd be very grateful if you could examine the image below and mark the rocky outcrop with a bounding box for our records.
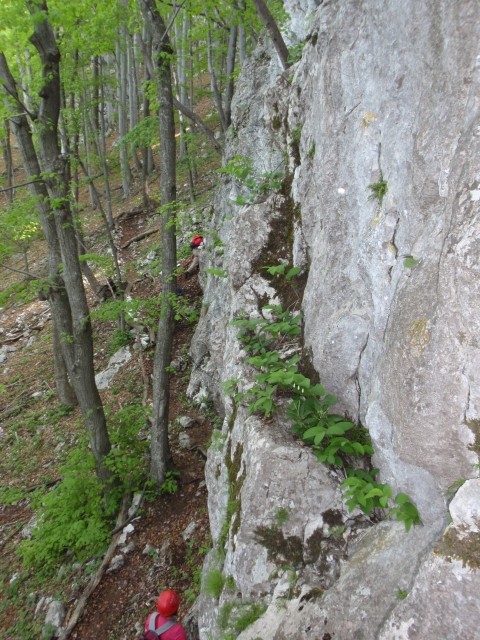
[189,0,480,638]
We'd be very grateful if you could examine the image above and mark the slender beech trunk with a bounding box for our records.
[238,0,247,65]
[139,0,177,485]
[207,25,227,132]
[25,2,112,484]
[2,118,14,204]
[116,14,132,199]
[224,24,238,129]
[92,56,100,133]
[128,33,142,171]
[139,29,155,205]
[174,7,187,159]
[0,53,77,408]
[251,0,289,70]
[80,66,97,209]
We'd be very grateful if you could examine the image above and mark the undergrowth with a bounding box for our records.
[19,401,152,576]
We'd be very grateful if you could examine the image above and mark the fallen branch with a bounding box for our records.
[1,333,26,345]
[0,395,30,420]
[58,493,131,640]
[25,478,61,493]
[110,484,147,536]
[0,178,44,193]
[115,201,158,224]
[120,226,160,249]
[0,521,26,552]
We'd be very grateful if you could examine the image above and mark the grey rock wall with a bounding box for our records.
[189,0,480,638]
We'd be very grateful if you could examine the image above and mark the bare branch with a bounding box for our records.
[0,262,45,280]
[0,179,43,193]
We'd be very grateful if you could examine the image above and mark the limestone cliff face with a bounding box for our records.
[189,1,480,638]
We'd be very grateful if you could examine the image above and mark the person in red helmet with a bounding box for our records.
[142,590,187,640]
[184,234,204,279]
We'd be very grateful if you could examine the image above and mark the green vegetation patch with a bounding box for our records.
[254,525,304,566]
[18,447,112,575]
[204,568,225,599]
[228,300,422,531]
[435,525,480,570]
[218,600,267,637]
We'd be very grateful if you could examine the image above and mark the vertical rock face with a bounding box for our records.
[190,1,480,638]
[293,0,479,520]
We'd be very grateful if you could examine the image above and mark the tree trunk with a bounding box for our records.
[128,33,143,172]
[0,52,76,408]
[207,25,227,132]
[52,302,78,407]
[251,0,289,70]
[139,0,177,485]
[138,28,155,207]
[174,7,187,159]
[25,2,112,484]
[238,0,247,65]
[224,23,238,129]
[116,7,132,199]
[2,118,14,204]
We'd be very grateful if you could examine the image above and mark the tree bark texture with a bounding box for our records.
[138,0,177,485]
[0,52,76,407]
[24,2,112,484]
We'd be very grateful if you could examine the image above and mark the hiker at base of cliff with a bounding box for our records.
[184,234,204,278]
[140,589,187,640]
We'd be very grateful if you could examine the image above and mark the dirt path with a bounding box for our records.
[70,212,211,639]
[0,204,212,639]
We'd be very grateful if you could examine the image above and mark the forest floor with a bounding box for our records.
[0,162,220,639]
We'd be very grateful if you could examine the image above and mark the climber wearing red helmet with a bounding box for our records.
[143,590,187,640]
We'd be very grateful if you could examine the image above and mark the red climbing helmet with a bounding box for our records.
[157,589,180,616]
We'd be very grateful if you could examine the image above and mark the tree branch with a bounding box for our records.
[0,262,45,280]
[0,179,43,193]
[172,95,222,153]
[137,33,222,153]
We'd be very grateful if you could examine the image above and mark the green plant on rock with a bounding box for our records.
[388,492,422,531]
[264,263,301,280]
[205,268,228,278]
[225,575,236,591]
[290,124,303,145]
[368,177,388,207]
[232,304,302,356]
[204,568,225,599]
[274,507,289,528]
[403,256,421,269]
[287,41,305,64]
[341,468,392,513]
[219,154,284,205]
[230,291,421,531]
[218,600,267,636]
